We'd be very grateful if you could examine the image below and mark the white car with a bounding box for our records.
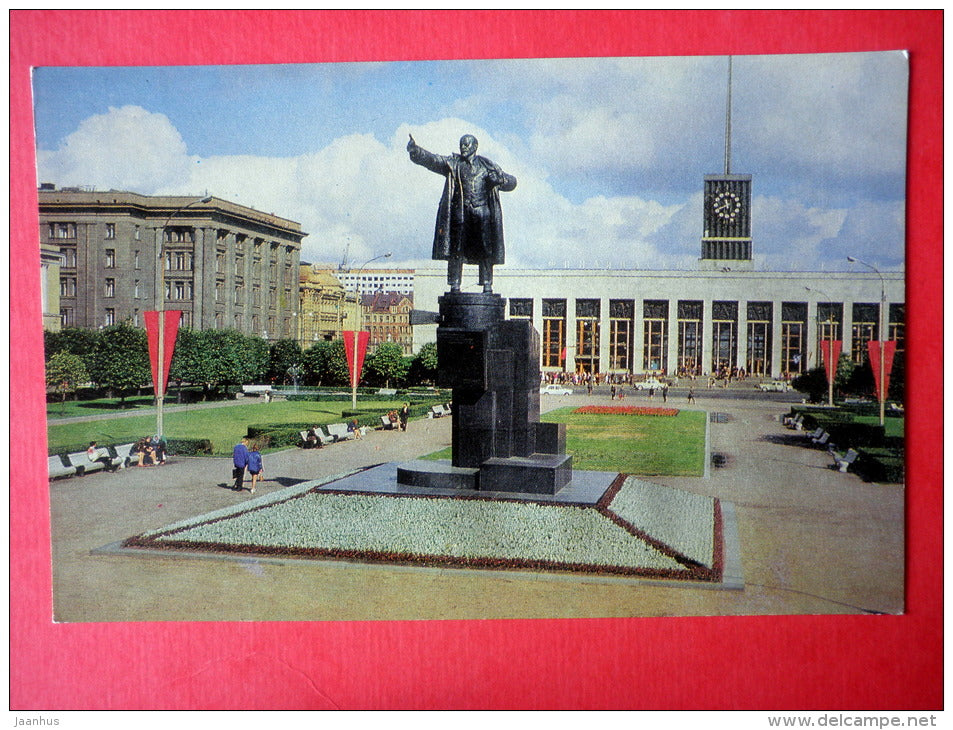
[634,378,665,391]
[758,380,791,392]
[540,384,573,396]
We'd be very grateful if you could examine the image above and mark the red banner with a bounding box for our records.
[343,330,370,388]
[867,340,898,402]
[819,340,842,384]
[144,310,181,397]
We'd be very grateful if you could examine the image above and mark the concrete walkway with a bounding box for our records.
[49,393,903,621]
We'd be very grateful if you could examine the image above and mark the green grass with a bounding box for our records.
[46,395,160,418]
[422,407,707,477]
[854,415,905,439]
[47,399,409,456]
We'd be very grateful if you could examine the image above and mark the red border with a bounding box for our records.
[10,10,942,710]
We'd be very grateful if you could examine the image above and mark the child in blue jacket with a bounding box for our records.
[247,443,264,493]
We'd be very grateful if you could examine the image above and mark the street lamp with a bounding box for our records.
[847,256,887,426]
[350,252,392,410]
[156,195,212,440]
[805,286,835,407]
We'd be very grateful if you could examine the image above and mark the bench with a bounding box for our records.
[811,431,831,447]
[380,415,398,430]
[240,385,274,397]
[430,404,449,418]
[325,423,354,441]
[377,388,398,396]
[47,454,75,480]
[108,443,137,469]
[829,447,859,473]
[783,413,804,429]
[68,449,116,475]
[803,427,824,441]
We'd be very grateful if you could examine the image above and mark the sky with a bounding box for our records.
[32,51,908,273]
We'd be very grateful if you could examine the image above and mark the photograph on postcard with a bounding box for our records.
[34,51,907,622]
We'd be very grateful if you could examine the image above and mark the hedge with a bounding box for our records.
[855,447,906,483]
[49,437,213,457]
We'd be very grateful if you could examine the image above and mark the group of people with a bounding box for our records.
[386,403,411,431]
[231,436,264,492]
[128,435,167,467]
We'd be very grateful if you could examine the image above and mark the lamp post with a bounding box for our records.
[805,286,835,407]
[351,253,392,410]
[156,196,212,440]
[847,256,887,426]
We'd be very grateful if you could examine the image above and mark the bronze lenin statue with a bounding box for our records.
[408,133,517,293]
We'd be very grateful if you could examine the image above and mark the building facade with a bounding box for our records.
[297,264,361,347]
[40,240,63,332]
[412,268,904,380]
[360,291,414,355]
[338,268,414,296]
[39,186,306,339]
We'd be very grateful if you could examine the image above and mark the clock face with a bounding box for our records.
[712,190,741,222]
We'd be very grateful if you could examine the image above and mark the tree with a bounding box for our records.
[364,342,409,388]
[407,341,438,385]
[45,351,90,409]
[791,367,828,403]
[268,339,303,384]
[302,339,350,386]
[44,327,99,371]
[89,323,151,406]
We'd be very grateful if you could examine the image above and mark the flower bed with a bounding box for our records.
[123,473,722,582]
[573,406,679,416]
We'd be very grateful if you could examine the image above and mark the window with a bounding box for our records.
[509,298,533,319]
[59,276,76,297]
[104,278,116,297]
[215,282,223,302]
[746,302,772,376]
[134,250,141,269]
[234,313,243,329]
[173,251,192,271]
[781,302,808,375]
[889,303,905,355]
[134,226,141,241]
[165,227,194,243]
[711,301,738,373]
[641,300,667,373]
[105,223,115,239]
[216,251,226,273]
[134,280,141,299]
[105,249,116,268]
[574,299,600,374]
[541,299,566,369]
[215,312,224,329]
[49,222,76,239]
[851,303,879,364]
[60,307,74,327]
[174,281,189,300]
[104,308,116,326]
[59,247,77,268]
[677,301,703,375]
[235,254,244,275]
[234,285,244,305]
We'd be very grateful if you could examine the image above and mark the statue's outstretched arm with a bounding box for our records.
[407,134,451,175]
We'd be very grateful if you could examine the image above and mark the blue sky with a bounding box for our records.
[32,52,908,272]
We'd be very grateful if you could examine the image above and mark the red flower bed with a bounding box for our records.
[573,405,679,416]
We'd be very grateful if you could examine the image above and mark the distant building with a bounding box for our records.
[338,268,414,296]
[360,291,414,355]
[40,240,63,332]
[38,185,306,339]
[297,264,360,347]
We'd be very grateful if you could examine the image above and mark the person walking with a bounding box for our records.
[232,436,250,491]
[398,402,410,432]
[247,443,263,494]
[662,384,668,403]
[687,388,696,404]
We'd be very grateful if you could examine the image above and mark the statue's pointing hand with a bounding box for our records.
[407,133,416,151]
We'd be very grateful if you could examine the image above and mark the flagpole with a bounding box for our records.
[350,252,392,411]
[847,257,887,426]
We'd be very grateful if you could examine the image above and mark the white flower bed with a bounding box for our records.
[608,477,715,567]
[148,490,688,573]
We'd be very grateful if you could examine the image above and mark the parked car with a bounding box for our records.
[539,384,573,396]
[634,378,665,391]
[758,380,791,392]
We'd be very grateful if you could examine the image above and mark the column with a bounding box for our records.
[842,299,854,364]
[666,299,678,377]
[633,299,645,374]
[598,297,610,374]
[806,300,819,369]
[566,299,577,373]
[701,299,713,375]
[736,300,748,372]
[770,299,783,379]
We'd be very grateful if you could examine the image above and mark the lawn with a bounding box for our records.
[423,406,707,477]
[47,399,410,456]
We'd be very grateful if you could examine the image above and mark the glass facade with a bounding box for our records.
[609,300,634,372]
[677,300,703,375]
[541,299,566,369]
[746,301,772,376]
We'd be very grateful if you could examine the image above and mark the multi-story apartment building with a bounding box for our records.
[360,291,414,355]
[39,186,306,339]
[297,264,361,347]
[338,268,414,297]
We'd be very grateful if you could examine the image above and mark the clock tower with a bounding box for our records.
[701,57,753,270]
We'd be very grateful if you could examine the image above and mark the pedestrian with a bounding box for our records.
[688,388,696,404]
[399,402,410,432]
[247,442,263,494]
[85,441,111,469]
[232,436,250,491]
[610,385,616,400]
[662,385,668,403]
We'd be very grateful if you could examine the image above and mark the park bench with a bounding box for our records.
[239,385,274,397]
[108,443,137,469]
[47,454,76,480]
[811,431,831,447]
[377,388,398,396]
[430,404,449,418]
[67,449,110,475]
[325,423,355,441]
[783,413,804,429]
[380,415,395,430]
[829,447,860,473]
[803,427,824,442]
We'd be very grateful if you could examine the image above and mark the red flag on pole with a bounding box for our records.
[867,340,897,401]
[343,331,370,387]
[819,340,842,384]
[144,310,181,397]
